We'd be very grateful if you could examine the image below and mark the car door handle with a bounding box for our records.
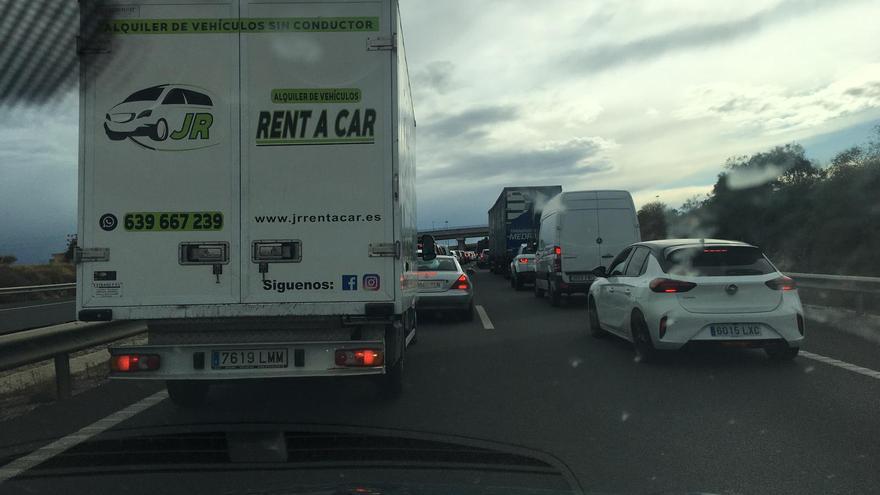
[601,254,614,258]
[624,289,632,295]
[608,288,615,293]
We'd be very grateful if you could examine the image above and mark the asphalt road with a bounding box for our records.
[1,270,879,494]
[0,299,76,336]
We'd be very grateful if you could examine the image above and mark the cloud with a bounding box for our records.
[674,64,880,133]
[563,0,856,74]
[413,60,458,95]
[421,104,518,140]
[421,137,617,182]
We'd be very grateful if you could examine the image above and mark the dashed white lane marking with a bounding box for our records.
[475,305,495,330]
[800,351,880,381]
[0,390,168,484]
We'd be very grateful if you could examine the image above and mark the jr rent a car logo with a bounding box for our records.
[104,84,218,151]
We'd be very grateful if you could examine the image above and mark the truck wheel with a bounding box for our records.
[549,283,561,307]
[377,358,404,399]
[166,380,209,408]
[534,280,545,298]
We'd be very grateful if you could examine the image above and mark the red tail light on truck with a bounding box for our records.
[335,349,384,367]
[111,354,160,372]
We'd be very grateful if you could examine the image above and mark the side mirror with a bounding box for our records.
[420,235,437,261]
[591,265,607,278]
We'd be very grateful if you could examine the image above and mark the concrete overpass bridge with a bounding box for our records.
[418,224,488,250]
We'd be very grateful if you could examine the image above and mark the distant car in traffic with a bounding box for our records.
[535,190,640,306]
[509,243,537,290]
[416,255,475,320]
[477,249,490,268]
[587,239,804,362]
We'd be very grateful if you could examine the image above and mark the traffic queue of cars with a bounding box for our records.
[486,188,806,363]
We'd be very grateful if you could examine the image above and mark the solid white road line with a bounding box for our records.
[800,350,880,381]
[0,390,168,484]
[475,305,494,330]
[0,301,73,313]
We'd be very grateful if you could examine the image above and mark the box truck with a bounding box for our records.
[76,0,422,405]
[534,191,640,306]
[487,186,562,276]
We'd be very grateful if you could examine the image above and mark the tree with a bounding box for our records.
[63,234,77,263]
[637,201,667,240]
[0,255,17,265]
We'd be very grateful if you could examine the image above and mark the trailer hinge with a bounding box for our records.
[369,241,401,259]
[74,247,110,264]
[366,35,397,51]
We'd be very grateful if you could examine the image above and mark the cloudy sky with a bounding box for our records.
[2,0,880,262]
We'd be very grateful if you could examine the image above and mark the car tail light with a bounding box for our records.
[659,316,668,339]
[552,246,562,272]
[554,246,561,256]
[766,276,796,291]
[649,278,697,293]
[518,258,529,263]
[797,314,805,336]
[452,274,470,290]
[335,349,384,367]
[111,354,160,372]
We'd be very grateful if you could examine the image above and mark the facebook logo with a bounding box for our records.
[342,275,358,291]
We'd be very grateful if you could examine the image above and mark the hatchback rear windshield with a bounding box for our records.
[663,246,775,277]
[418,258,458,272]
[520,245,537,254]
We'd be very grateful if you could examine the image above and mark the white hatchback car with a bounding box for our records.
[587,239,804,362]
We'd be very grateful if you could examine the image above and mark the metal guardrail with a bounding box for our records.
[0,321,146,399]
[788,273,880,314]
[0,283,75,296]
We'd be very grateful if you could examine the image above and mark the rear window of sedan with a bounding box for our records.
[418,258,458,272]
[663,246,776,277]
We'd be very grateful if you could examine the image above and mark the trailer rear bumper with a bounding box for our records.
[109,340,387,380]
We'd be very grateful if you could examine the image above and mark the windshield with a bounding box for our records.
[418,257,458,272]
[2,1,880,495]
[665,246,776,276]
[122,86,165,103]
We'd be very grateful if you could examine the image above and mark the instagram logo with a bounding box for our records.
[363,274,380,291]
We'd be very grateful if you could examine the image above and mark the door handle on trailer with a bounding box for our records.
[608,287,615,293]
[624,289,631,295]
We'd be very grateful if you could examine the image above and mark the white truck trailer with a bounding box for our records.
[76,0,424,405]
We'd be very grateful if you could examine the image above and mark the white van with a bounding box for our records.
[534,191,640,306]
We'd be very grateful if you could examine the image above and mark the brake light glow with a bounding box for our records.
[554,246,562,256]
[111,354,160,372]
[518,258,529,263]
[452,274,470,290]
[335,349,384,367]
[765,276,796,291]
[649,278,697,293]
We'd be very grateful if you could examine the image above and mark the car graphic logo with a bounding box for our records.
[104,84,219,151]
[726,284,738,295]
